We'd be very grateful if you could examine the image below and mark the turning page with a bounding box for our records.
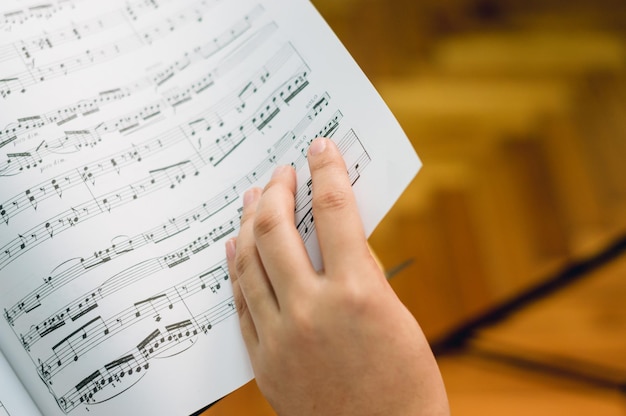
[0,0,420,415]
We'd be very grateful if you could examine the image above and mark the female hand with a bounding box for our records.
[226,137,449,416]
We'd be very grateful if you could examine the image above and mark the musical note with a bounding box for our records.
[137,330,162,359]
[0,77,26,98]
[54,292,239,412]
[19,251,228,352]
[74,353,147,406]
[0,26,286,183]
[297,208,315,241]
[36,262,228,377]
[199,266,228,293]
[0,48,299,210]
[50,316,109,369]
[4,190,241,325]
[103,354,147,384]
[1,1,81,29]
[1,7,126,64]
[164,319,197,345]
[0,134,16,149]
[74,370,104,404]
[0,206,7,225]
[0,1,230,99]
[37,313,67,338]
[1,77,319,272]
[135,294,173,318]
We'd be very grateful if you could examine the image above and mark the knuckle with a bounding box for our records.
[338,277,372,312]
[261,333,281,358]
[233,291,249,318]
[289,305,314,334]
[281,297,316,339]
[234,246,257,276]
[240,209,254,225]
[314,188,351,212]
[253,209,283,239]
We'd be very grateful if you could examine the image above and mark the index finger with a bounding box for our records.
[253,165,315,301]
[307,137,370,275]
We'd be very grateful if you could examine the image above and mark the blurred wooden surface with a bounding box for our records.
[439,354,626,416]
[203,249,626,415]
[203,1,626,414]
[471,248,626,376]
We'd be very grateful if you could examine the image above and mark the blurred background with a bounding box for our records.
[205,0,626,414]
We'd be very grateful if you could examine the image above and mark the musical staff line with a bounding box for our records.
[296,129,371,241]
[11,110,365,415]
[21,211,237,353]
[36,260,230,381]
[0,0,241,99]
[1,0,84,30]
[0,81,313,261]
[21,118,357,370]
[56,296,237,412]
[138,6,267,89]
[0,0,186,65]
[5,188,238,327]
[4,108,341,327]
[0,35,290,179]
[0,15,274,148]
[0,0,419,415]
[0,45,300,233]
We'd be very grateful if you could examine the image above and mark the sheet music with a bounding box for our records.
[0,349,44,416]
[0,0,420,415]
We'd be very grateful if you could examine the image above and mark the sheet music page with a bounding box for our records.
[0,349,44,416]
[0,0,420,415]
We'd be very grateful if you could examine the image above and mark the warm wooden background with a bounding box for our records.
[203,0,626,414]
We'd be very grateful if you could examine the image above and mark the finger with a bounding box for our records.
[253,165,314,301]
[233,188,279,331]
[226,238,258,347]
[307,137,369,275]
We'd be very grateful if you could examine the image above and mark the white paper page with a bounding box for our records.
[0,0,420,415]
[0,349,43,416]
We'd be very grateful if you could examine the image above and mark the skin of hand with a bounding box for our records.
[225,137,450,416]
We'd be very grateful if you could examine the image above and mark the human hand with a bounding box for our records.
[226,137,449,416]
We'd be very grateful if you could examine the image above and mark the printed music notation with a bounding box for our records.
[0,1,265,99]
[7,107,348,338]
[10,112,352,342]
[0,0,419,415]
[57,297,239,413]
[1,1,84,29]
[0,45,308,268]
[36,260,231,381]
[10,127,368,414]
[0,38,296,221]
[5,107,341,328]
[5,101,366,395]
[0,79,317,272]
[0,14,274,150]
[1,1,347,413]
[0,0,192,65]
[3,96,362,412]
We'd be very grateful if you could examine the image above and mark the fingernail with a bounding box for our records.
[243,189,257,208]
[309,138,327,156]
[271,164,291,179]
[226,238,236,261]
